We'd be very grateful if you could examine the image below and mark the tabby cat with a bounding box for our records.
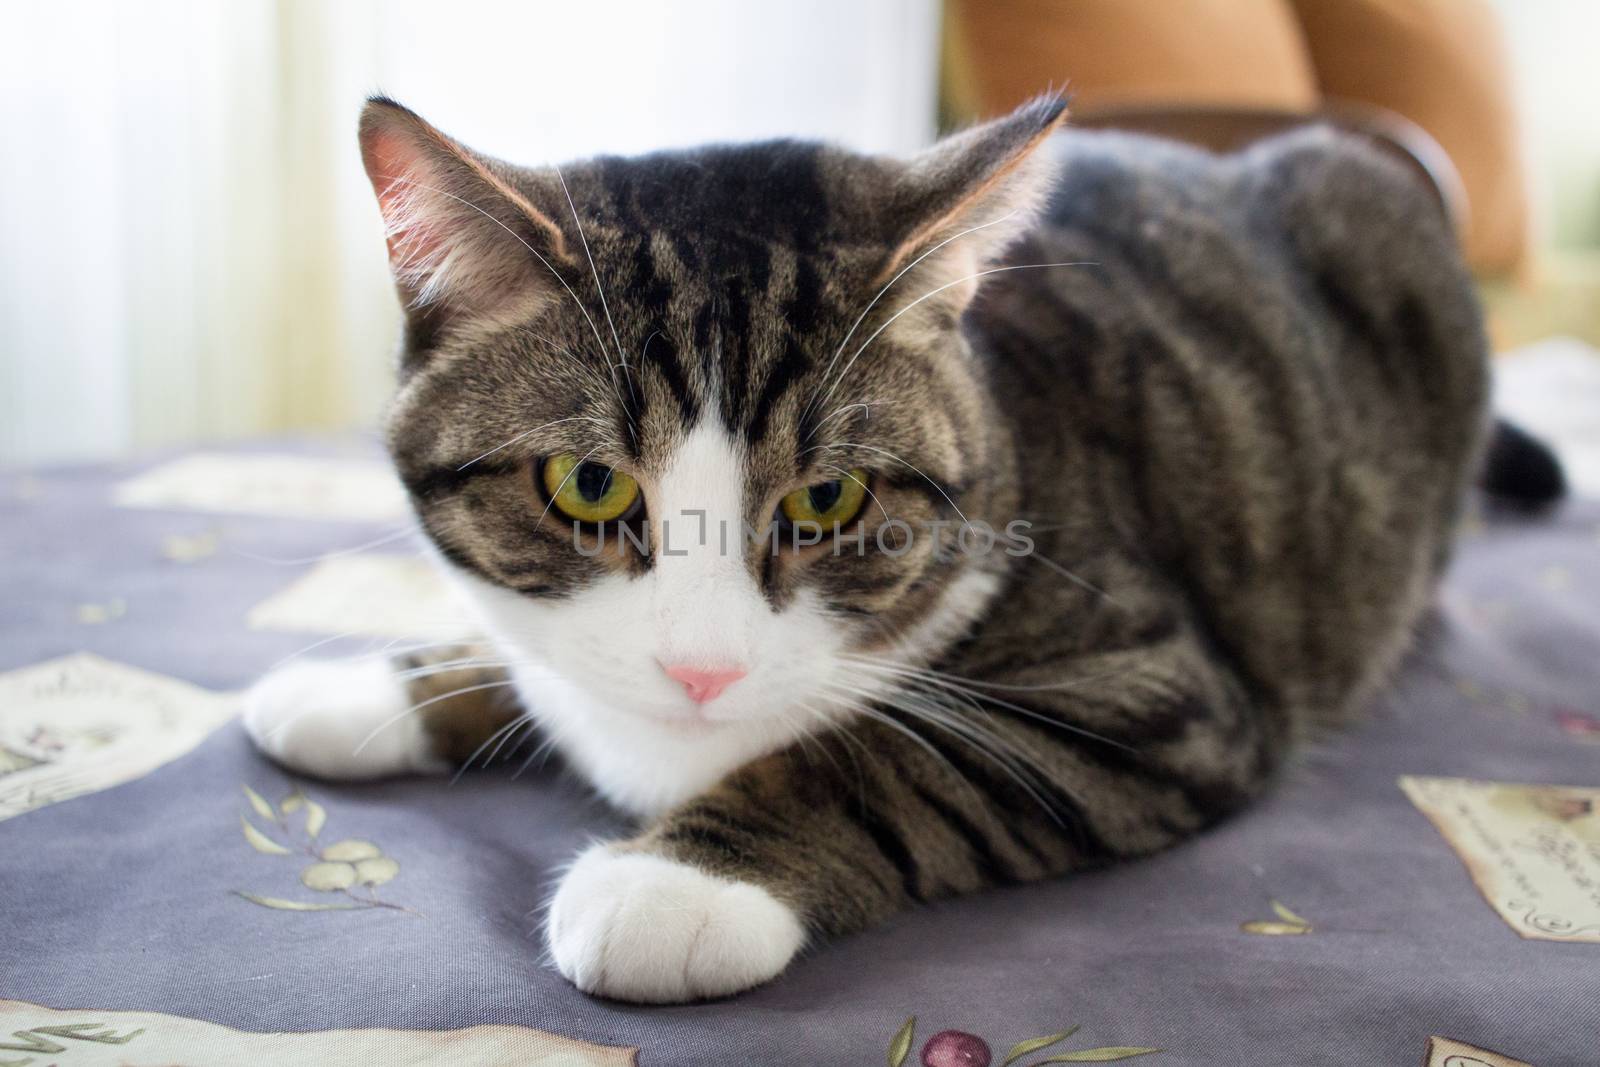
[244,95,1558,1002]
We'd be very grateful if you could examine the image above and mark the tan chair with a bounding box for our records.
[943,0,1525,277]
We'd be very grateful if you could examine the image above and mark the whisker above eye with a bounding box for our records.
[376,175,618,376]
[554,164,638,449]
[802,210,1023,430]
[820,463,893,526]
[531,445,602,534]
[802,440,969,525]
[456,415,614,472]
[814,261,1098,417]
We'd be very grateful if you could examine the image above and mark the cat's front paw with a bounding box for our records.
[546,844,805,1003]
[242,658,447,780]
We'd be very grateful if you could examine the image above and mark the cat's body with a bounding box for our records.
[246,99,1523,1002]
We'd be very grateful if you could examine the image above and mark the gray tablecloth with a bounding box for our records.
[2,441,1596,1066]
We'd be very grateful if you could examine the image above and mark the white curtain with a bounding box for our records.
[0,0,941,463]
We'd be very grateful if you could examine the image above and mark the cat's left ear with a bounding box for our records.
[358,96,573,320]
[877,96,1068,309]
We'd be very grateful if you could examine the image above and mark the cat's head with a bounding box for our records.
[361,96,1064,812]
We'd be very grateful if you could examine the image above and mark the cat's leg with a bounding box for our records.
[243,644,522,781]
[546,634,1282,1003]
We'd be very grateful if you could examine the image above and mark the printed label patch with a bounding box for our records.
[1401,775,1600,943]
[0,655,234,823]
[246,555,473,641]
[1422,1034,1533,1067]
[114,453,408,522]
[0,999,636,1066]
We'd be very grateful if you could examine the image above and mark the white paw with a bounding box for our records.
[546,844,805,1003]
[242,658,447,780]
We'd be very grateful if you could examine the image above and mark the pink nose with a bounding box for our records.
[663,664,747,704]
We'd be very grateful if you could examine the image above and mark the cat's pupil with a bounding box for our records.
[575,462,614,503]
[809,481,843,514]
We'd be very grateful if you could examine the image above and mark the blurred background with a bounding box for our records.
[2,0,1596,469]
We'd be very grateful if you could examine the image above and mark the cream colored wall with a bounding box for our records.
[0,0,941,463]
[1490,0,1600,253]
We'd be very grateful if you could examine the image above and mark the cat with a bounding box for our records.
[244,94,1560,1003]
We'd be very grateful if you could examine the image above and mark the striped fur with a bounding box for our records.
[294,99,1490,999]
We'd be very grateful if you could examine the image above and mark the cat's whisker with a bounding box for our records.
[484,713,537,766]
[553,164,638,448]
[841,652,1128,695]
[834,667,1084,811]
[810,401,876,437]
[230,523,421,566]
[502,326,616,396]
[511,731,564,779]
[771,708,830,773]
[1020,547,1123,605]
[804,211,1022,429]
[821,677,1071,825]
[457,415,614,472]
[452,714,532,784]
[839,657,1136,753]
[638,330,664,407]
[351,679,518,758]
[258,629,422,678]
[805,440,970,526]
[830,698,991,811]
[531,445,602,534]
[374,174,619,389]
[790,701,872,803]
[814,260,1098,416]
[390,656,517,682]
[821,463,895,525]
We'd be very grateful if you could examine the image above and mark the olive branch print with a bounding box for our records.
[0,1021,143,1061]
[887,1016,1160,1065]
[232,785,419,915]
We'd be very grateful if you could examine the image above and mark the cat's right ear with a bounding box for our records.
[358,97,572,319]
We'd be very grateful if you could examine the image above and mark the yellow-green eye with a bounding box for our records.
[780,468,869,528]
[541,454,640,523]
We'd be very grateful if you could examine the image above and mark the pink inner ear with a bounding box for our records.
[360,127,448,273]
[363,130,416,213]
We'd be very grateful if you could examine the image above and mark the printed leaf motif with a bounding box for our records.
[161,530,220,562]
[321,838,381,862]
[887,1016,916,1067]
[230,785,412,916]
[354,857,399,886]
[32,1023,143,1044]
[1002,1026,1080,1066]
[281,793,328,837]
[304,798,327,837]
[1242,899,1312,935]
[233,892,362,912]
[75,598,127,624]
[1032,1047,1161,1062]
[1269,900,1311,927]
[301,862,358,891]
[242,785,276,822]
[0,1031,65,1053]
[1555,709,1600,743]
[239,815,290,855]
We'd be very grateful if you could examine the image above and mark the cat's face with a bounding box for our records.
[362,97,1063,812]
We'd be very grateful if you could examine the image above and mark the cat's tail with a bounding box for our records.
[1478,418,1566,507]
